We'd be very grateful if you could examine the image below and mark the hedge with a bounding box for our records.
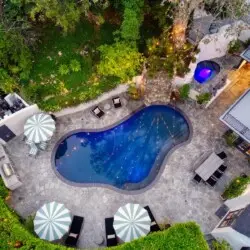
[0,179,208,249]
[111,222,209,250]
[222,176,250,199]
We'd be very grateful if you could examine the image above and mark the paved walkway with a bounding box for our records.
[6,93,249,249]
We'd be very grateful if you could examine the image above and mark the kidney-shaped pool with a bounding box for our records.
[52,105,191,191]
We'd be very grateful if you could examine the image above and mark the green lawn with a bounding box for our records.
[22,21,120,112]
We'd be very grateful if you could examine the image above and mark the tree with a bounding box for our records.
[161,0,250,48]
[97,42,144,81]
[29,0,109,33]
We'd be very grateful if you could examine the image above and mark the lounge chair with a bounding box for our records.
[206,176,217,187]
[144,206,161,232]
[213,170,223,179]
[38,141,47,151]
[217,151,227,159]
[193,174,202,183]
[65,216,84,247]
[29,144,38,157]
[92,106,105,118]
[218,165,227,173]
[112,97,122,108]
[105,217,117,247]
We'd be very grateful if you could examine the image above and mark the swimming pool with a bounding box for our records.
[53,105,190,191]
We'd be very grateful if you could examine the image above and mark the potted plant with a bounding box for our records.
[221,176,250,200]
[196,92,212,105]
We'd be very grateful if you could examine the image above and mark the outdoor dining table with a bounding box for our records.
[195,152,224,181]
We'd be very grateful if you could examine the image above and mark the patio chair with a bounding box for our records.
[105,217,118,247]
[218,165,227,173]
[65,216,84,247]
[144,206,161,232]
[217,151,227,159]
[92,106,105,118]
[38,141,48,151]
[112,97,122,108]
[206,176,217,187]
[193,174,202,183]
[213,170,223,179]
[25,139,34,145]
[29,144,38,157]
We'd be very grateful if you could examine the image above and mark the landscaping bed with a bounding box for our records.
[0,179,208,250]
[21,21,120,112]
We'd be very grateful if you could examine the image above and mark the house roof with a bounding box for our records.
[241,47,250,62]
[233,204,250,238]
[220,89,250,143]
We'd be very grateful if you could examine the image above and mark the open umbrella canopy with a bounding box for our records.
[24,113,55,143]
[34,202,72,241]
[113,203,151,242]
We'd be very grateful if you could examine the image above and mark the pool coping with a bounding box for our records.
[51,102,193,195]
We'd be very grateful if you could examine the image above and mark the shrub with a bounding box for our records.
[223,131,237,147]
[212,239,233,250]
[228,40,242,54]
[58,64,70,75]
[97,42,144,81]
[112,222,209,250]
[222,176,250,199]
[70,59,81,72]
[196,92,211,105]
[179,84,190,100]
[128,83,141,100]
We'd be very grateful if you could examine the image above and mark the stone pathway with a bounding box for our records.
[6,92,249,249]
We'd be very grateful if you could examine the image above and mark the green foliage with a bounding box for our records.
[29,0,82,33]
[120,8,141,41]
[119,0,144,42]
[70,59,81,72]
[228,40,242,54]
[112,222,209,250]
[0,27,32,80]
[23,215,35,235]
[58,64,70,75]
[149,0,174,28]
[97,42,144,81]
[223,131,238,147]
[0,69,19,93]
[212,239,233,250]
[128,83,141,100]
[223,176,250,199]
[23,21,119,111]
[196,92,212,105]
[147,29,197,78]
[179,84,190,100]
[0,179,8,199]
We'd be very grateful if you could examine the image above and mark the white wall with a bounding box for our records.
[211,227,250,250]
[225,194,250,210]
[0,104,40,136]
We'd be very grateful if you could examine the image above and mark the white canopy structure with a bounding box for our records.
[24,113,55,143]
[113,203,151,242]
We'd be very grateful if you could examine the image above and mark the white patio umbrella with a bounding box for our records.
[24,113,55,143]
[113,203,151,242]
[34,202,72,241]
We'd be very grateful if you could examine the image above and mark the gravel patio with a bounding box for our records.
[6,92,249,249]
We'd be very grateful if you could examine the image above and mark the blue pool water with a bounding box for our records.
[194,60,220,84]
[54,105,190,190]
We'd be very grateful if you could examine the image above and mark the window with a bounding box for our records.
[218,208,244,228]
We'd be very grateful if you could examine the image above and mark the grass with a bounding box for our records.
[22,21,120,111]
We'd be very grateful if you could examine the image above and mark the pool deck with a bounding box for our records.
[6,93,249,249]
